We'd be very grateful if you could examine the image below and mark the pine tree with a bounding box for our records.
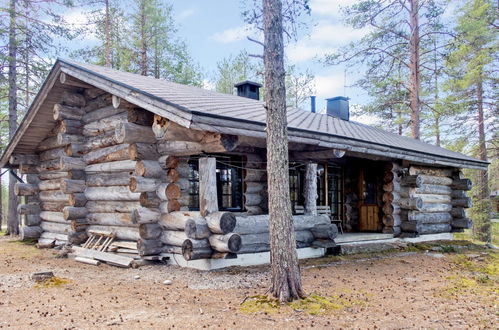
[214,51,260,95]
[325,0,449,139]
[444,0,498,242]
[285,64,315,108]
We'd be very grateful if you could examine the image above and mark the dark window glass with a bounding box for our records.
[327,165,344,220]
[188,155,244,211]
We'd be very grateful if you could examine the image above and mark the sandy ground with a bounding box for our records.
[0,236,497,329]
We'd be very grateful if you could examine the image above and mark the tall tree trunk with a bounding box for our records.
[476,78,490,242]
[263,0,304,302]
[435,114,440,146]
[409,0,420,140]
[7,0,19,235]
[0,175,3,232]
[139,0,147,76]
[105,0,110,67]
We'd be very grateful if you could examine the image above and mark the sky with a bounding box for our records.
[168,0,368,116]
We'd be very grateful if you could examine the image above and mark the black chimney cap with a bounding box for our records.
[234,80,262,88]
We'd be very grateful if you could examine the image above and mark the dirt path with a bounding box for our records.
[0,236,497,329]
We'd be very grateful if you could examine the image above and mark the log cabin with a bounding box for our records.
[0,59,488,268]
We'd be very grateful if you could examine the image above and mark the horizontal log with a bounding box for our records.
[182,245,213,260]
[400,175,422,187]
[159,211,201,230]
[419,175,452,186]
[130,177,163,193]
[15,183,38,196]
[74,257,100,266]
[57,133,85,146]
[86,201,141,213]
[451,190,467,199]
[38,170,85,180]
[80,131,119,153]
[157,138,239,156]
[20,226,43,240]
[86,213,134,226]
[83,112,128,136]
[398,198,423,210]
[25,174,40,184]
[40,211,66,223]
[205,212,236,234]
[54,120,83,135]
[17,203,40,215]
[185,218,211,239]
[82,95,112,114]
[140,192,160,208]
[234,215,330,234]
[9,154,38,165]
[451,179,472,191]
[19,164,38,174]
[85,186,140,201]
[451,218,472,229]
[129,143,159,161]
[131,207,161,224]
[83,144,131,164]
[309,224,338,240]
[115,122,156,144]
[61,91,86,108]
[139,223,162,240]
[403,211,452,223]
[39,147,68,162]
[451,207,465,218]
[160,230,209,248]
[400,222,451,234]
[69,193,87,207]
[159,200,181,213]
[452,198,472,208]
[39,190,70,203]
[40,202,67,212]
[85,160,137,173]
[40,221,73,234]
[158,155,179,169]
[137,239,163,256]
[409,166,453,177]
[419,203,452,213]
[400,184,452,196]
[59,156,86,171]
[63,207,88,220]
[135,160,163,178]
[244,193,263,207]
[245,182,265,194]
[60,179,86,194]
[86,172,131,186]
[53,103,85,121]
[86,225,139,241]
[245,170,266,182]
[208,233,241,253]
[24,214,42,226]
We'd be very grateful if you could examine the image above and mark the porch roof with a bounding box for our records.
[0,59,488,170]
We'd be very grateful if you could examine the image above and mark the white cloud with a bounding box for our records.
[209,25,257,44]
[315,73,345,99]
[178,8,196,21]
[286,21,367,64]
[64,8,91,26]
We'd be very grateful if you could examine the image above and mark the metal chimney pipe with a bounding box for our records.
[310,96,316,113]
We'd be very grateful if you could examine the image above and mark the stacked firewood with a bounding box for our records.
[382,162,402,235]
[397,166,472,236]
[234,214,337,253]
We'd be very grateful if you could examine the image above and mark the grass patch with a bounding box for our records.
[435,251,499,300]
[34,276,71,288]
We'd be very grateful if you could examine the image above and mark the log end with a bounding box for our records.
[227,233,242,253]
[219,212,237,234]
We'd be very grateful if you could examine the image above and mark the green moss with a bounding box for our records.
[3,240,41,258]
[34,277,71,288]
[240,295,280,314]
[289,294,350,315]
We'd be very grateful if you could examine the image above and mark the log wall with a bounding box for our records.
[244,153,268,215]
[394,165,473,237]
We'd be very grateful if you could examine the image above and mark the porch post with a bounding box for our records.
[199,157,218,216]
[304,163,318,215]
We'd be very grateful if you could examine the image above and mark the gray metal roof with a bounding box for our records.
[0,59,488,170]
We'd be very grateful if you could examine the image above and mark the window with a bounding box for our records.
[188,155,244,211]
[327,165,344,220]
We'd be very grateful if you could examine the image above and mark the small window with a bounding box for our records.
[249,85,257,93]
[188,155,244,211]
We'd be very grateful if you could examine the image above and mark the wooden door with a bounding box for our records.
[359,205,380,231]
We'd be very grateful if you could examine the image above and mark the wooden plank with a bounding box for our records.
[72,246,134,267]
